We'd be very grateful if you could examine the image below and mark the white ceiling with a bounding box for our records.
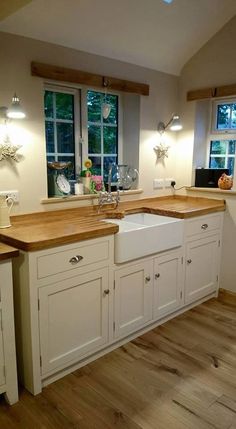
[0,0,236,75]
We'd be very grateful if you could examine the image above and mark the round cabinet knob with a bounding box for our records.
[201,223,208,230]
[145,276,151,283]
[155,273,160,279]
[187,259,192,264]
[103,289,110,295]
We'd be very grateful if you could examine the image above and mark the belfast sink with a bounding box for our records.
[103,213,184,263]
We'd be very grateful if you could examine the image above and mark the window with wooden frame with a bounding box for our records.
[44,85,121,195]
[208,99,236,175]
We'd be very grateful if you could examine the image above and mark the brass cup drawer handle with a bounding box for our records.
[201,223,208,230]
[145,276,151,283]
[103,289,110,296]
[69,255,84,264]
[155,273,160,279]
[187,259,192,264]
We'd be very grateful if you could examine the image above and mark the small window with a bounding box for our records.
[87,90,118,181]
[208,100,236,175]
[209,140,235,174]
[213,100,236,132]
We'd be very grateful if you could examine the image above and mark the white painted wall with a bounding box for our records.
[177,15,236,293]
[0,31,179,214]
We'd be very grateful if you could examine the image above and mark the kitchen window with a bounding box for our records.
[44,85,120,193]
[208,99,236,175]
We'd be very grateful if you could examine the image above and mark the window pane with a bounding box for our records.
[232,104,236,128]
[58,155,75,179]
[104,126,118,154]
[217,104,231,129]
[103,94,118,125]
[209,157,225,169]
[89,156,101,175]
[44,91,53,118]
[45,121,54,153]
[210,141,226,155]
[104,156,117,181]
[57,123,74,153]
[87,91,101,123]
[56,93,74,120]
[228,140,236,154]
[88,125,101,153]
[47,155,55,162]
[227,157,235,175]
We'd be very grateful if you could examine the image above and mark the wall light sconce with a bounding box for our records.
[0,93,26,122]
[0,93,25,162]
[157,114,182,135]
[154,114,182,161]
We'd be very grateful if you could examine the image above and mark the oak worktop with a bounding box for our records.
[0,243,19,261]
[0,195,225,251]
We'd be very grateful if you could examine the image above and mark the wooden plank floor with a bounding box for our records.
[1,291,236,429]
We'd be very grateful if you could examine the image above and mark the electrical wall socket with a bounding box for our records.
[153,179,164,189]
[0,190,19,203]
[164,178,175,188]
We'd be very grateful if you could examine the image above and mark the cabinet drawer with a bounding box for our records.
[185,214,222,238]
[37,239,109,279]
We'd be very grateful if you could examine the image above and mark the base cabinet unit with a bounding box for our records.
[11,211,224,396]
[185,234,219,304]
[153,249,184,319]
[114,260,153,339]
[0,259,18,405]
[39,268,109,375]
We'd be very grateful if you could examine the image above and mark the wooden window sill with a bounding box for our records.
[186,186,236,196]
[41,188,143,205]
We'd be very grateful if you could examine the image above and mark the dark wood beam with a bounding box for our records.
[31,62,149,96]
[187,83,236,101]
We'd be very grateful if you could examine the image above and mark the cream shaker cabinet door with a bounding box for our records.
[39,268,109,375]
[153,250,184,319]
[114,260,153,339]
[185,235,219,304]
[0,312,5,387]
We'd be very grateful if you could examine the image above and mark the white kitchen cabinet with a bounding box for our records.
[114,260,153,339]
[39,268,109,375]
[153,249,184,319]
[0,259,18,404]
[185,234,219,304]
[12,235,114,395]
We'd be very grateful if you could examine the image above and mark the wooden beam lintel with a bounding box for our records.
[187,83,236,101]
[31,61,149,96]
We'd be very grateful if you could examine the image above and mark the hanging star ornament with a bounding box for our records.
[0,135,22,162]
[154,142,170,160]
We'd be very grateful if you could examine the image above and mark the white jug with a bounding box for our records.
[0,196,14,228]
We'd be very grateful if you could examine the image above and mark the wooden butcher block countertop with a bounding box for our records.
[0,195,225,252]
[0,243,19,261]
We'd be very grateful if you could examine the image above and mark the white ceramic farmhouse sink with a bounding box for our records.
[103,213,184,263]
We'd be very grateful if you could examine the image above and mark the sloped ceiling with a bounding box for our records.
[0,0,236,75]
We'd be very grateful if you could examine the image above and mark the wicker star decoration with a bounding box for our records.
[0,135,22,162]
[154,142,170,160]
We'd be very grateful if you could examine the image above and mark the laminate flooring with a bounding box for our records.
[1,291,236,429]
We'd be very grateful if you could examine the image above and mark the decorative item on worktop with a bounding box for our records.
[0,195,14,228]
[218,173,233,190]
[90,175,105,194]
[80,159,93,194]
[47,161,71,197]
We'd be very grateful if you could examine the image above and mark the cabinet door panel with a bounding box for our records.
[185,235,218,304]
[0,311,5,387]
[153,250,183,319]
[39,268,109,375]
[114,261,153,339]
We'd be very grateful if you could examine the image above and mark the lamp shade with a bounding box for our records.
[7,94,26,119]
[169,115,182,131]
